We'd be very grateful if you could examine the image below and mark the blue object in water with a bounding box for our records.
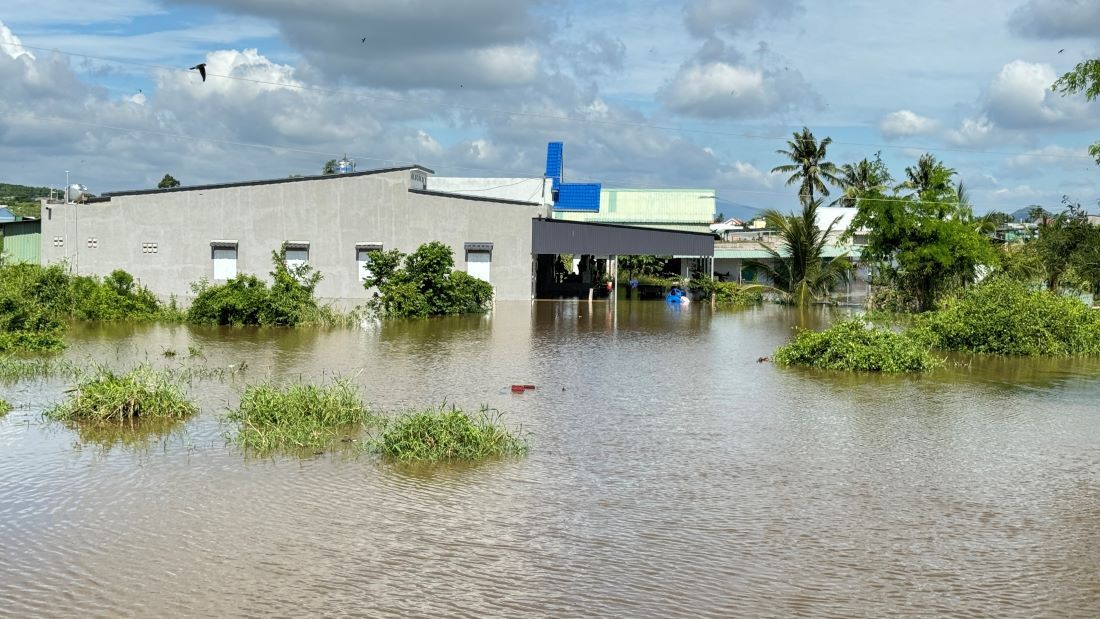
[666,287,685,304]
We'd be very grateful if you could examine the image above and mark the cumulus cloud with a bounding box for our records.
[877,110,939,139]
[983,60,1092,129]
[1008,0,1100,39]
[659,38,819,119]
[1004,144,1086,174]
[683,0,803,37]
[715,160,782,190]
[167,0,544,90]
[946,116,1006,147]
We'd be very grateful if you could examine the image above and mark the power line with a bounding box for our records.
[2,40,1097,163]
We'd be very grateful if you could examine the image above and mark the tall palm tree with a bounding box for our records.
[772,127,841,206]
[749,198,852,306]
[832,157,892,207]
[900,153,956,197]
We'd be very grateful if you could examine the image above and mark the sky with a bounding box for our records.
[1,0,1099,215]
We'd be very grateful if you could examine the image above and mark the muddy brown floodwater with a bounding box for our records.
[1,300,1099,617]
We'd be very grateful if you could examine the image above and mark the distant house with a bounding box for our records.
[0,207,40,264]
[0,206,17,224]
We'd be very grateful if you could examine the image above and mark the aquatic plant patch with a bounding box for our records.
[373,406,528,462]
[0,398,11,417]
[912,278,1100,356]
[774,318,941,373]
[227,379,374,453]
[46,365,198,423]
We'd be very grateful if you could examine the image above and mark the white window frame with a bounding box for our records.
[283,241,310,271]
[211,241,238,280]
[356,242,383,283]
[464,242,493,284]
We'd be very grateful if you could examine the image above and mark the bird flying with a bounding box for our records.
[361,37,367,43]
[189,63,207,82]
[1059,49,1065,54]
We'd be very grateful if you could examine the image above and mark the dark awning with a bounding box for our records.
[532,218,713,256]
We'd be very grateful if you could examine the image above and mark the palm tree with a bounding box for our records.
[900,153,956,197]
[748,198,852,306]
[772,127,841,206]
[832,156,892,207]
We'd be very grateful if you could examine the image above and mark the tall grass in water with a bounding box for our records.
[0,399,11,417]
[373,405,527,462]
[227,379,374,454]
[46,365,198,423]
[0,356,82,382]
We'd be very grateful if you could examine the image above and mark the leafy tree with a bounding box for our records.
[771,127,840,205]
[749,198,851,306]
[322,159,338,175]
[832,152,893,207]
[848,170,998,311]
[1033,197,1093,293]
[1052,58,1100,164]
[364,241,494,318]
[900,154,956,198]
[619,255,669,279]
[157,174,180,189]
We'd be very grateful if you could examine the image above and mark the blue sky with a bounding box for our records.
[1,0,1099,215]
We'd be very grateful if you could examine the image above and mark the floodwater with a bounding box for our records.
[1,301,1099,618]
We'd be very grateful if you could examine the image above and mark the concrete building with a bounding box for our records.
[40,166,545,305]
[38,153,713,306]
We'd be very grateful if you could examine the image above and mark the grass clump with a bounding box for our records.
[774,318,941,373]
[46,365,197,423]
[0,399,11,417]
[373,405,527,462]
[227,379,373,454]
[912,278,1100,356]
[0,356,82,381]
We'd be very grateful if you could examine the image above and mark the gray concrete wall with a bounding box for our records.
[40,169,539,306]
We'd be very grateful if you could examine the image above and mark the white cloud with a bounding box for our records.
[716,160,782,190]
[877,110,939,139]
[984,60,1093,129]
[0,21,35,61]
[946,116,1004,147]
[660,59,819,118]
[1005,144,1085,169]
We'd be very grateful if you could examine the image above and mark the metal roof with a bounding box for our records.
[101,165,434,198]
[532,218,714,256]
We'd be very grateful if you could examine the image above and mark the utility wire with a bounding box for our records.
[2,40,1097,162]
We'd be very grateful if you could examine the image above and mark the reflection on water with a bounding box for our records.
[1,300,1099,617]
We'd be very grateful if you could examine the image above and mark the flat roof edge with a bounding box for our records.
[103,165,434,198]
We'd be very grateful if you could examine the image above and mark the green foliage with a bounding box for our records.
[227,379,373,454]
[322,159,338,175]
[774,318,941,373]
[912,278,1100,356]
[833,152,893,207]
[619,255,670,278]
[686,277,764,307]
[849,174,998,311]
[0,398,11,417]
[187,250,335,326]
[157,173,180,189]
[1,182,51,217]
[771,126,840,205]
[46,365,198,423]
[1052,58,1100,164]
[1031,199,1098,293]
[365,241,494,318]
[373,405,527,462]
[748,198,852,306]
[0,291,65,352]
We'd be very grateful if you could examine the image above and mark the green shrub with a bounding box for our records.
[227,380,374,453]
[46,365,198,423]
[913,278,1100,356]
[373,406,527,462]
[365,242,494,318]
[0,292,65,352]
[774,318,941,372]
[187,250,338,327]
[0,398,11,417]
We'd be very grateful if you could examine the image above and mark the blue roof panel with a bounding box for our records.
[555,183,601,212]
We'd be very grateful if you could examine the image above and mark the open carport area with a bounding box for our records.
[531,218,714,298]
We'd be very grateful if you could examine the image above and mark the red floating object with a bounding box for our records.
[510,385,526,393]
[523,385,536,390]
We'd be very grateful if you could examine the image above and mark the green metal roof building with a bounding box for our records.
[552,188,716,234]
[0,209,41,265]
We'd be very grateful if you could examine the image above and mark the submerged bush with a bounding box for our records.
[227,379,374,453]
[187,250,345,327]
[364,242,494,318]
[46,366,198,423]
[774,318,941,373]
[913,278,1100,356]
[373,406,527,462]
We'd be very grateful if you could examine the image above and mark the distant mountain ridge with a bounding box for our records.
[0,182,54,203]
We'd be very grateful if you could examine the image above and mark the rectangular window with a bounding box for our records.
[211,241,238,280]
[283,241,309,270]
[464,242,493,284]
[356,243,383,282]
